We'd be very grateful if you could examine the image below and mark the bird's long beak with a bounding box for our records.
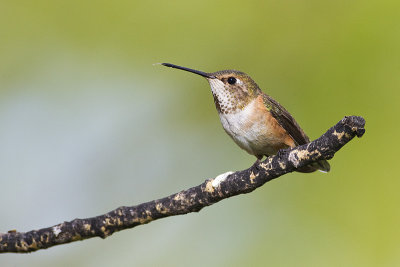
[161,63,216,79]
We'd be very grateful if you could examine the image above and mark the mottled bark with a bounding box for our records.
[0,116,365,253]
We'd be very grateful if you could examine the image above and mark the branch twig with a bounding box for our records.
[0,116,365,253]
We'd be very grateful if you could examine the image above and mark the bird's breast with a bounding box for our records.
[218,96,294,156]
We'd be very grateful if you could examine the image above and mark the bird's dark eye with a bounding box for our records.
[227,77,236,85]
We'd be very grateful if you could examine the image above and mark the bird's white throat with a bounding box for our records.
[208,79,237,113]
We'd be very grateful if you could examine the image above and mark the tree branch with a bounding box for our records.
[0,116,365,253]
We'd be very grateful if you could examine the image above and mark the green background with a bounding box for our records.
[1,1,399,266]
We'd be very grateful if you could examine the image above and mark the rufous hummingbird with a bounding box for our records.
[162,63,330,173]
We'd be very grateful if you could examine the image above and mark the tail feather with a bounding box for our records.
[296,160,330,173]
[316,160,330,173]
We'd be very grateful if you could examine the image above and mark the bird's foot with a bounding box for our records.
[251,158,262,170]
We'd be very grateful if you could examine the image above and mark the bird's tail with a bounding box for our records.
[296,160,330,173]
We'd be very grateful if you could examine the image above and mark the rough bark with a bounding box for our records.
[0,116,365,253]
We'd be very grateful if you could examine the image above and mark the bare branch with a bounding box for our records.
[0,116,365,253]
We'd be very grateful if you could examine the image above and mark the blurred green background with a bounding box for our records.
[0,0,399,266]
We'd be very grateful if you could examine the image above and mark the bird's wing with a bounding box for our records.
[263,94,310,145]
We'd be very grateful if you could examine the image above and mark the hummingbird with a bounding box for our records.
[161,63,330,173]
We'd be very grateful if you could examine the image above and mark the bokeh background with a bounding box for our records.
[1,0,399,266]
